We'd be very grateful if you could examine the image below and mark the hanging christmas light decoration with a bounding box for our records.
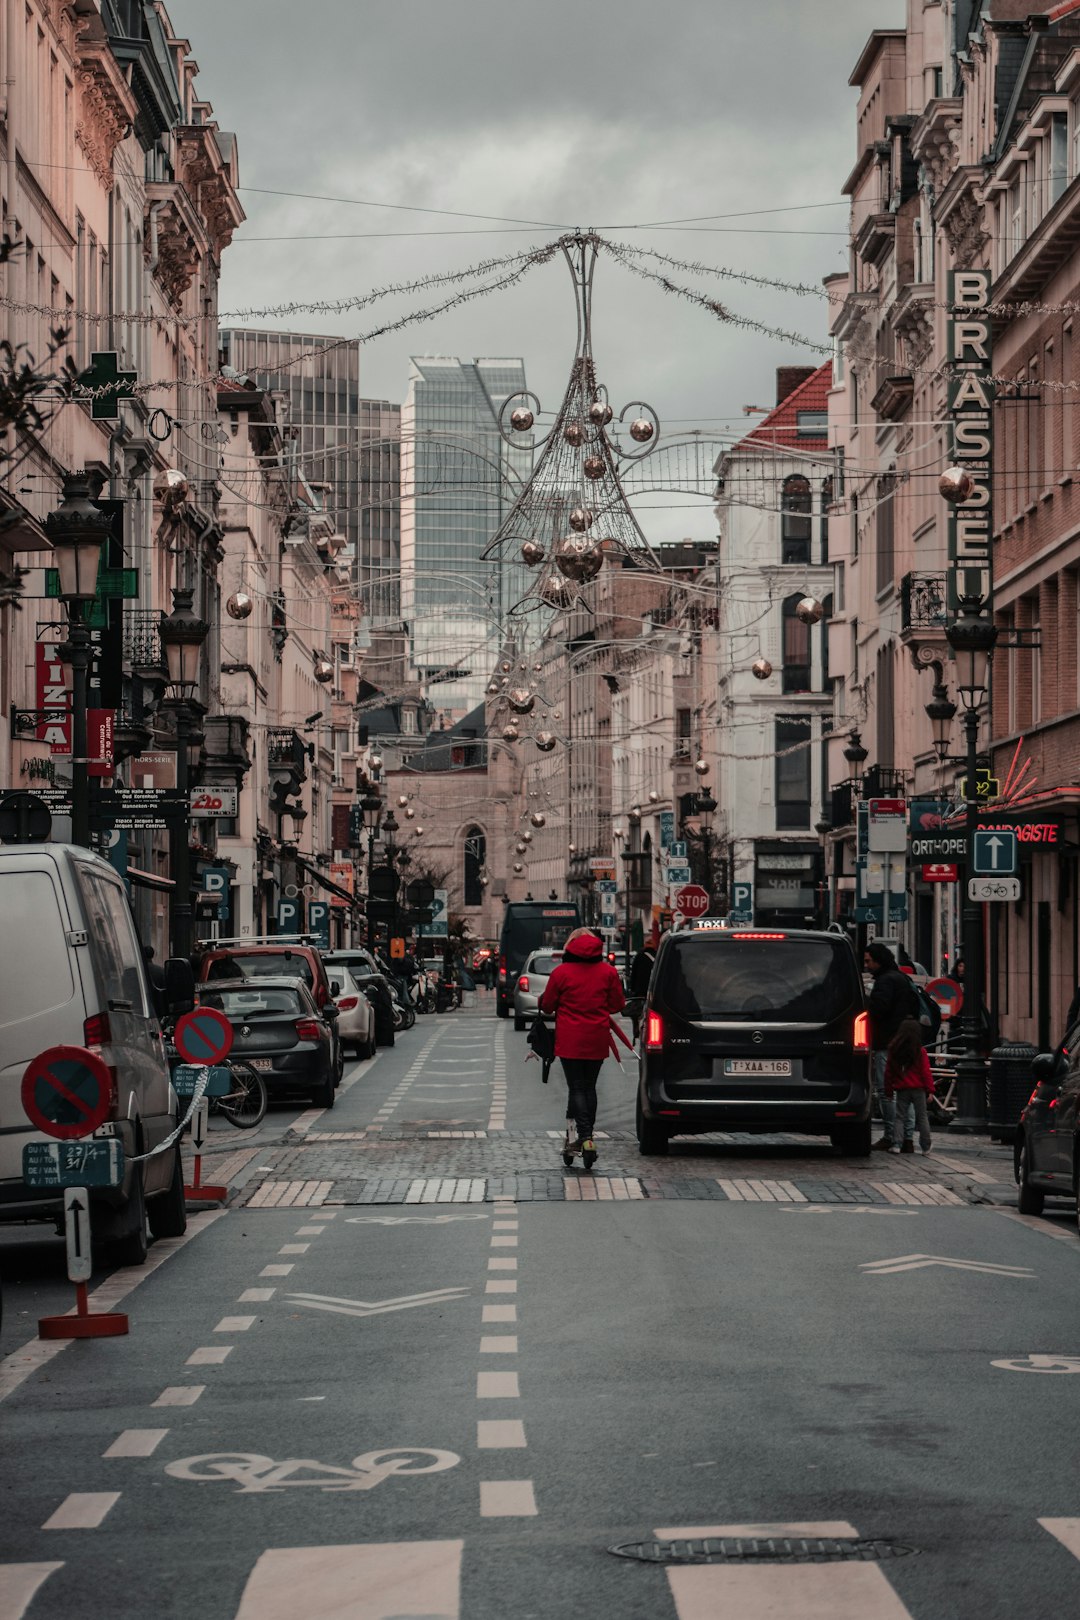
[535,732,557,752]
[540,576,576,609]
[398,794,409,807]
[563,421,586,446]
[555,536,604,582]
[796,596,824,625]
[521,541,545,566]
[522,830,533,842]
[313,656,334,683]
[508,688,536,714]
[588,399,613,426]
[226,591,253,620]
[648,790,659,803]
[516,842,528,854]
[510,406,534,432]
[502,724,520,742]
[751,657,773,680]
[568,506,594,532]
[629,417,655,443]
[582,455,605,481]
[530,811,546,827]
[513,862,524,874]
[694,758,710,776]
[405,806,416,819]
[486,680,501,696]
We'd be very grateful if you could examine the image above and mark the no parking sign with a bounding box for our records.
[174,1006,234,1065]
[925,977,964,1021]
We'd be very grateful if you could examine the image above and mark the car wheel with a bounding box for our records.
[1016,1136,1044,1215]
[311,1069,336,1110]
[147,1146,187,1240]
[636,1095,668,1156]
[109,1166,149,1267]
[514,1013,526,1032]
[833,1121,872,1157]
[496,998,509,1019]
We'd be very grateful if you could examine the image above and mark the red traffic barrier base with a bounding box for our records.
[184,1154,227,1204]
[38,1282,129,1339]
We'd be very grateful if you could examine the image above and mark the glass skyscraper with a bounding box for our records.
[401,357,531,716]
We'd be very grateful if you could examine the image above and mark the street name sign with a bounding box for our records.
[972,829,1018,875]
[21,1046,113,1140]
[969,876,1022,902]
[23,1139,124,1189]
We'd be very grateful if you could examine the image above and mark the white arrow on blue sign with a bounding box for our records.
[972,830,1017,875]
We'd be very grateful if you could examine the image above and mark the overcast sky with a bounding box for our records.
[172,0,904,542]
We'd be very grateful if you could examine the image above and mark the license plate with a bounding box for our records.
[723,1058,792,1076]
[247,1058,273,1071]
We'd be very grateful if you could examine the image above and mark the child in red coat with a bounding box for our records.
[884,1017,935,1155]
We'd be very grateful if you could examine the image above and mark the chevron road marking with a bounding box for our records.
[860,1253,1035,1276]
[284,1287,469,1319]
[0,1564,64,1620]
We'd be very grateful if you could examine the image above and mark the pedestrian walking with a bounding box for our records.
[627,941,656,1039]
[539,927,625,1158]
[884,1017,935,1155]
[864,942,918,1150]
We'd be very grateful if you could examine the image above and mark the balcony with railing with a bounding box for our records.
[900,572,947,635]
[123,608,165,671]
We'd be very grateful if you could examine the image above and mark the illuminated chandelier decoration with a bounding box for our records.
[482,233,663,617]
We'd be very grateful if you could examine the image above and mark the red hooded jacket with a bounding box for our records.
[539,932,625,1060]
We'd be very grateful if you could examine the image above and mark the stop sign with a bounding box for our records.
[674,883,710,918]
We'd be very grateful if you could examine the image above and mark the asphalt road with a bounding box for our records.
[2,994,1079,1619]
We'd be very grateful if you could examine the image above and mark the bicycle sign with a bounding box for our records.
[991,1354,1080,1374]
[164,1447,460,1493]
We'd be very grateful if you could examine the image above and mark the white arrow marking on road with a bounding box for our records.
[284,1287,469,1318]
[860,1253,1035,1276]
[345,1214,489,1226]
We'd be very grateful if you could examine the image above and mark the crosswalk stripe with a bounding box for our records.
[404,1178,486,1203]
[42,1494,119,1531]
[0,1564,63,1620]
[1040,1518,1080,1560]
[233,1540,462,1619]
[103,1429,167,1458]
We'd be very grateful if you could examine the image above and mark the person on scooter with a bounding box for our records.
[539,928,625,1159]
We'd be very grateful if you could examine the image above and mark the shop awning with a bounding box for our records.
[126,866,175,892]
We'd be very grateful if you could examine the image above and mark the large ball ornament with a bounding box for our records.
[510,406,534,432]
[508,688,535,715]
[513,862,524,874]
[521,540,546,567]
[405,806,416,819]
[486,680,501,696]
[398,794,409,807]
[648,790,659,803]
[226,591,253,620]
[502,725,520,744]
[588,400,613,426]
[522,830,533,842]
[540,577,576,609]
[939,464,974,503]
[369,754,383,771]
[563,421,585,446]
[796,596,824,625]
[583,455,605,481]
[535,732,557,752]
[629,417,655,443]
[569,506,594,532]
[313,656,334,683]
[694,758,710,777]
[530,811,546,827]
[516,843,527,855]
[752,657,773,680]
[555,536,603,582]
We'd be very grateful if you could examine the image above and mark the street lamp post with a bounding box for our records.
[45,476,112,849]
[160,587,209,960]
[945,603,998,1131]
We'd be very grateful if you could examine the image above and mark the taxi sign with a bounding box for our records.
[173,1005,234,1066]
[21,1045,113,1140]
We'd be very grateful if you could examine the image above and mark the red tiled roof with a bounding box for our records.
[735,360,832,455]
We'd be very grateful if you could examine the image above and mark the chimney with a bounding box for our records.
[776,366,815,405]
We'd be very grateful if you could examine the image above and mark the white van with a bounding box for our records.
[0,843,188,1263]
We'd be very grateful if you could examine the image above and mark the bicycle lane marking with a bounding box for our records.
[478,1194,535,1517]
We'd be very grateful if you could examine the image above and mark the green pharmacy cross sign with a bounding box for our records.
[83,351,137,420]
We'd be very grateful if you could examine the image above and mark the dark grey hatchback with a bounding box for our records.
[636,927,871,1156]
[197,977,337,1109]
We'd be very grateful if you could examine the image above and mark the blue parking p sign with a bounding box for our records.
[972,830,1017,876]
[730,882,753,921]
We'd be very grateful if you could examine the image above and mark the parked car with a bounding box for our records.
[512,950,564,1031]
[1014,1039,1080,1218]
[636,926,871,1157]
[196,977,337,1109]
[322,950,397,1047]
[333,966,377,1060]
[0,843,192,1264]
[197,938,344,1083]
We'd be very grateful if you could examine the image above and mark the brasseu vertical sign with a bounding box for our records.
[947,271,993,613]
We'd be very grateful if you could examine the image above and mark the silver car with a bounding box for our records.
[332,966,377,1060]
[512,950,564,1031]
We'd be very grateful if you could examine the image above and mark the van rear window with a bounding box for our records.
[206,953,314,987]
[657,936,859,1022]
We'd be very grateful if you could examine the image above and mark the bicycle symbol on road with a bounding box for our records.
[991,1354,1080,1375]
[165,1447,459,1492]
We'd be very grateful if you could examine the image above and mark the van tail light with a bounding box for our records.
[314,983,328,1007]
[84,1011,111,1048]
[295,1019,322,1042]
[337,996,358,1011]
[646,1012,664,1050]
[853,1011,870,1051]
[498,954,507,982]
[608,953,616,964]
[518,975,530,991]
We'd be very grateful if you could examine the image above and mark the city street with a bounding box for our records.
[2,1000,1079,1620]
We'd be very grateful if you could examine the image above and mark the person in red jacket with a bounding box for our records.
[539,928,625,1154]
[883,1017,935,1156]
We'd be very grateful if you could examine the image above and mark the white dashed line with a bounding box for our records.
[279,1244,310,1254]
[487,1258,517,1271]
[480,1480,537,1517]
[214,1316,256,1333]
[477,1419,527,1449]
[239,1288,275,1302]
[485,1279,517,1294]
[102,1430,167,1458]
[477,1371,519,1399]
[42,1494,119,1531]
[260,1264,294,1277]
[482,1305,517,1323]
[479,1336,518,1354]
[186,1346,232,1366]
[152,1386,205,1407]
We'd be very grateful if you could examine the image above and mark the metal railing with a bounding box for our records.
[900,572,947,632]
[124,608,164,669]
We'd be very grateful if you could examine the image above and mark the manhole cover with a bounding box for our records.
[609,1537,916,1565]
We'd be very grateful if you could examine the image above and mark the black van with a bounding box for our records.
[636,926,871,1155]
[496,901,580,1018]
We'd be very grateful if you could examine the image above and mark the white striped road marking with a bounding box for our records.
[872,1181,964,1206]
[405,1178,486,1203]
[486,1280,517,1294]
[295,1226,325,1236]
[482,1305,517,1323]
[0,1210,224,1406]
[187,1346,233,1365]
[284,1287,468,1319]
[717,1178,807,1202]
[246,1181,332,1209]
[0,1563,63,1619]
[427,1131,488,1138]
[479,1336,518,1354]
[488,1258,517,1270]
[103,1430,167,1458]
[564,1177,644,1201]
[480,1480,537,1517]
[260,1264,294,1277]
[493,1220,518,1229]
[861,1253,1034,1276]
[42,1494,119,1531]
[1041,1519,1080,1560]
[233,1539,462,1620]
[477,1372,520,1398]
[279,1244,310,1254]
[477,1420,526,1449]
[490,1235,518,1247]
[239,1288,276,1302]
[215,1317,256,1333]
[152,1386,205,1407]
[345,1215,489,1226]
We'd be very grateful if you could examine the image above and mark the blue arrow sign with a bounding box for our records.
[972,829,1017,875]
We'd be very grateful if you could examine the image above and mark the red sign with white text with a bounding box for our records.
[35,642,71,754]
[922,863,958,883]
[87,709,114,778]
